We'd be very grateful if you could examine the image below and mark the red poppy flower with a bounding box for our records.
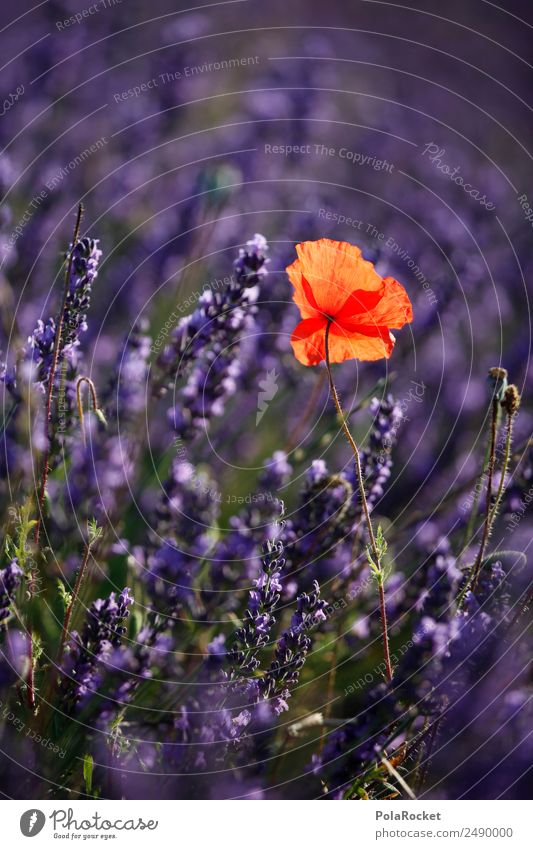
[287,239,413,366]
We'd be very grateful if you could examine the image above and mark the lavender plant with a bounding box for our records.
[0,2,531,801]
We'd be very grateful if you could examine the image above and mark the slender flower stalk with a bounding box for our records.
[57,521,102,668]
[458,375,518,606]
[27,205,84,710]
[470,396,499,590]
[34,204,84,547]
[324,321,393,683]
[37,524,102,729]
[461,436,491,557]
[488,385,520,527]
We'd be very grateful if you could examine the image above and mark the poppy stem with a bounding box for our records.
[324,321,393,684]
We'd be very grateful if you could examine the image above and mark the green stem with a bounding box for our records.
[488,410,514,528]
[28,204,83,711]
[470,397,499,590]
[38,535,95,731]
[458,398,499,607]
[461,432,491,557]
[34,203,83,546]
[323,321,392,683]
[57,538,93,667]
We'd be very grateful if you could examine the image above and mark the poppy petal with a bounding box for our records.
[335,284,386,321]
[295,239,382,316]
[369,277,413,328]
[290,316,328,366]
[339,279,413,333]
[328,322,395,362]
[286,258,322,319]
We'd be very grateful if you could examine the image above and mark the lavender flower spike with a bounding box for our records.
[356,394,403,510]
[159,234,269,440]
[1,236,102,398]
[234,233,269,286]
[62,237,102,355]
[228,538,285,680]
[60,588,133,711]
[0,560,23,631]
[260,580,327,714]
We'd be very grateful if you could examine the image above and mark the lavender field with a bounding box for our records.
[0,0,532,802]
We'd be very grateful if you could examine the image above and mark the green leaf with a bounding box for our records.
[57,579,72,612]
[83,753,93,795]
[87,519,103,547]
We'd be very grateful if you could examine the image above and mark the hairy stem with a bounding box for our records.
[470,398,499,591]
[458,397,500,609]
[488,409,514,528]
[38,534,96,730]
[34,203,83,546]
[461,430,491,557]
[324,321,392,683]
[377,580,392,682]
[57,539,93,667]
[28,204,83,710]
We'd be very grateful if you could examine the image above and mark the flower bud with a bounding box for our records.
[487,366,508,401]
[501,384,521,416]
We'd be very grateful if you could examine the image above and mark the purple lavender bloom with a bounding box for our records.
[201,455,289,615]
[412,537,462,620]
[1,237,101,401]
[19,319,56,396]
[157,235,268,441]
[0,560,22,631]
[60,588,133,712]
[0,629,26,692]
[356,395,403,510]
[97,622,173,721]
[1,319,56,401]
[284,459,355,585]
[144,541,200,616]
[155,458,219,544]
[423,561,532,798]
[233,233,269,286]
[311,683,400,798]
[503,439,533,527]
[260,580,326,714]
[141,458,220,622]
[103,320,151,425]
[62,237,102,354]
[228,538,285,679]
[258,450,293,493]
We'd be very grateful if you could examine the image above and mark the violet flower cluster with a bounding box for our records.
[60,588,133,713]
[157,235,268,440]
[0,560,22,632]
